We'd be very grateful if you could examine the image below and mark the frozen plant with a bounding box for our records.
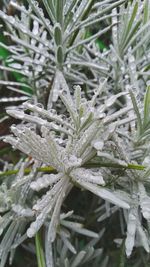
[4,78,132,241]
[0,0,125,107]
[1,1,150,267]
[4,75,150,265]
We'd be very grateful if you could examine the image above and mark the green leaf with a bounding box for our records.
[68,0,95,47]
[129,90,142,134]
[42,0,56,23]
[125,20,150,52]
[126,1,138,37]
[35,232,46,267]
[56,45,64,67]
[143,0,149,24]
[64,0,77,29]
[121,1,139,49]
[54,23,62,46]
[0,35,10,59]
[122,19,141,52]
[56,0,64,25]
[143,85,150,128]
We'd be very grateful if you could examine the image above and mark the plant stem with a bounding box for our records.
[35,231,46,267]
[0,166,56,178]
[118,239,126,267]
[0,162,146,178]
[83,162,146,170]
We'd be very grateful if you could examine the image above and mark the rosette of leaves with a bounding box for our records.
[4,77,133,261]
[0,0,126,105]
[82,0,150,102]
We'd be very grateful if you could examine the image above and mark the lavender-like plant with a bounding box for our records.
[1,1,150,267]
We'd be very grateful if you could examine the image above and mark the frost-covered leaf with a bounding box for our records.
[125,205,138,257]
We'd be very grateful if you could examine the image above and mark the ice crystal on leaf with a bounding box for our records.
[4,78,132,244]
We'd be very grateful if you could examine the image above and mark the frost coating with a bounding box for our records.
[5,83,132,241]
[1,0,150,265]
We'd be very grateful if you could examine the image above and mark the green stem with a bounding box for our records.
[84,162,146,170]
[35,231,46,267]
[118,239,126,267]
[0,166,56,178]
[0,163,146,179]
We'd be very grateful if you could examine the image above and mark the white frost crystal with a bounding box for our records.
[5,84,131,241]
